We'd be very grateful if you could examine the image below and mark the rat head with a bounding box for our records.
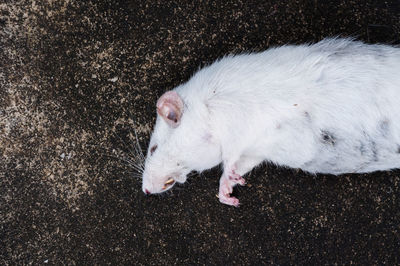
[142,90,221,195]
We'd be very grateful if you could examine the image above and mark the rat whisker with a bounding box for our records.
[111,132,144,171]
[124,160,145,173]
[114,131,142,162]
[104,154,144,173]
[130,127,146,161]
[114,153,143,168]
[128,131,144,162]
[127,110,148,161]
[119,160,143,174]
[123,167,143,179]
[107,134,145,173]
[83,135,145,179]
[131,172,143,179]
[122,156,144,170]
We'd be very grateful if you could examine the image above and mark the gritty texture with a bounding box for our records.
[1,0,400,264]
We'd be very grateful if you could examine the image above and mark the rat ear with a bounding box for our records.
[156,90,184,128]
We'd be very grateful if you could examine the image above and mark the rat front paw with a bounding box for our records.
[218,176,240,207]
[218,192,240,207]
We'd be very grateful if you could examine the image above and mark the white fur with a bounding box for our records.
[142,38,400,194]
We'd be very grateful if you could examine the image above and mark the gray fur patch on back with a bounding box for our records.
[379,119,390,137]
[320,130,336,146]
[304,111,312,123]
[370,140,378,162]
[359,141,367,155]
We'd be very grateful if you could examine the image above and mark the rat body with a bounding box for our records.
[142,38,400,206]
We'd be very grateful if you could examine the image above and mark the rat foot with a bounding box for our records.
[218,177,240,207]
[217,161,249,207]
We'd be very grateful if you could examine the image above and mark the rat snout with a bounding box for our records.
[142,182,152,195]
[142,173,176,195]
[142,183,158,195]
[141,172,154,195]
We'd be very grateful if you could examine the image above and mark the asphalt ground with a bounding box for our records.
[1,0,400,264]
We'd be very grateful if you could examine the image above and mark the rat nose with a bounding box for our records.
[145,189,150,195]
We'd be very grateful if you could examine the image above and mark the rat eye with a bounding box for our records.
[150,144,158,156]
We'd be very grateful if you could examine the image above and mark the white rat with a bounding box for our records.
[141,38,400,207]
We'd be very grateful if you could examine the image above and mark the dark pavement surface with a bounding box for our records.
[1,0,400,264]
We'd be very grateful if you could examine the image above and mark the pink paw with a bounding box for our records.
[218,176,240,207]
[218,193,240,207]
